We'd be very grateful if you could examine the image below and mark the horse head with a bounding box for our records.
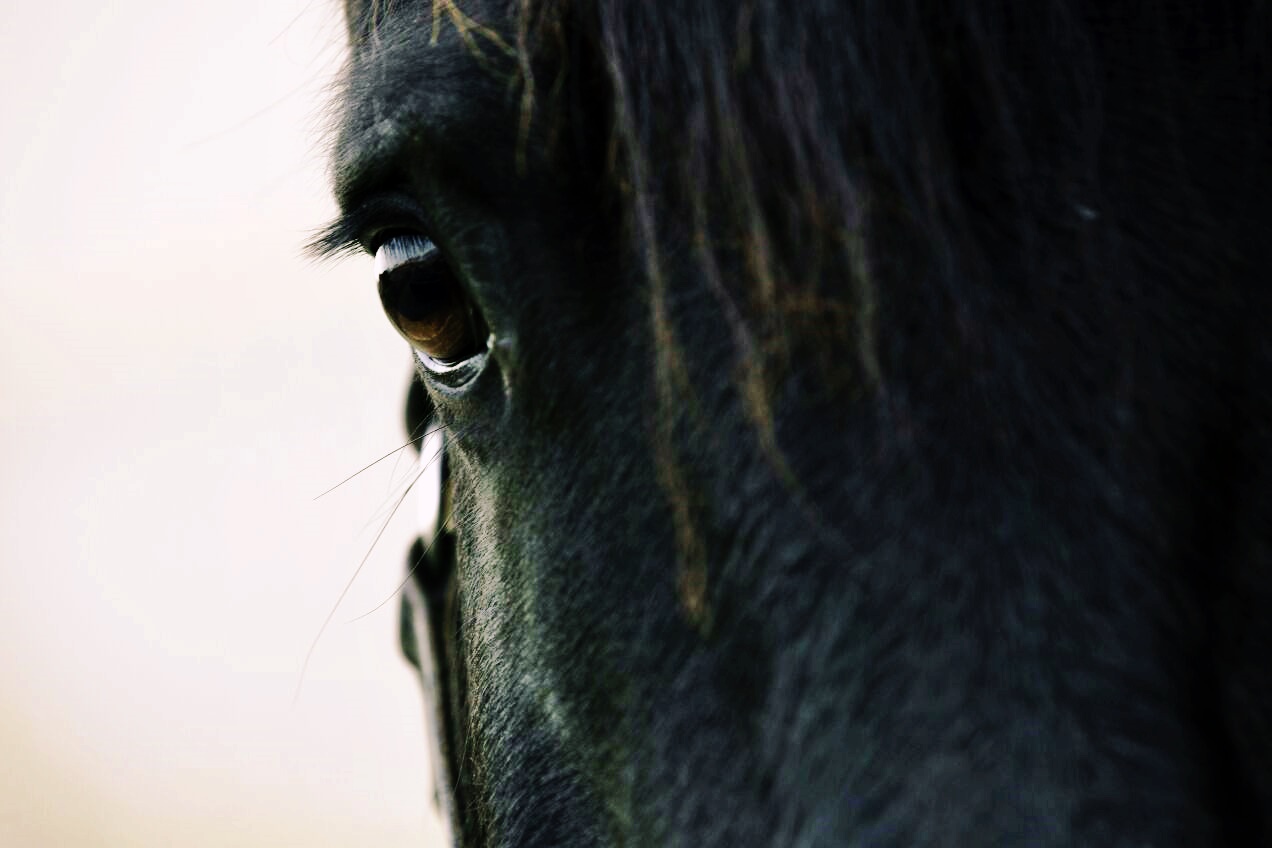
[313,1,1272,843]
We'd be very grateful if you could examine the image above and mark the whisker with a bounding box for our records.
[311,422,442,500]
[294,459,430,706]
[354,426,454,535]
[343,515,455,624]
[268,0,318,46]
[181,78,314,150]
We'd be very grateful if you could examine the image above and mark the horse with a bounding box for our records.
[311,0,1272,843]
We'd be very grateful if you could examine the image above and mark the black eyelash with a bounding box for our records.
[305,214,365,262]
[305,194,431,263]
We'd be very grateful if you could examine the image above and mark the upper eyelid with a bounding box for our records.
[307,192,433,261]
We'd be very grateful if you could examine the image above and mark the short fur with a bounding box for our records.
[317,0,1272,844]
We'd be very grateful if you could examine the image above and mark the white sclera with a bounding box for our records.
[374,234,437,276]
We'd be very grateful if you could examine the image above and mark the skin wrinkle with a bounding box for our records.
[320,0,1272,845]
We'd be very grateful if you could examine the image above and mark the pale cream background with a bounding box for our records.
[1,1,446,845]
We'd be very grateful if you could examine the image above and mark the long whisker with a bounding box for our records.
[353,425,454,534]
[294,460,430,706]
[343,514,455,624]
[267,0,318,46]
[311,422,443,500]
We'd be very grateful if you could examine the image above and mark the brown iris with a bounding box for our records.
[375,236,486,365]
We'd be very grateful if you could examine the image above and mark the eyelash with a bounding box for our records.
[308,194,433,262]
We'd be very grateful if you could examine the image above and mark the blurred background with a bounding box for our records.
[0,1,446,844]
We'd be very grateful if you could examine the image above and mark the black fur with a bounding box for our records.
[317,0,1272,844]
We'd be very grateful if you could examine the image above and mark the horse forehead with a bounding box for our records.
[343,0,513,62]
[332,0,515,202]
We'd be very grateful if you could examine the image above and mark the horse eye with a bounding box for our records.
[374,234,487,368]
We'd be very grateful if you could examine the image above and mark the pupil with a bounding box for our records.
[378,259,485,364]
